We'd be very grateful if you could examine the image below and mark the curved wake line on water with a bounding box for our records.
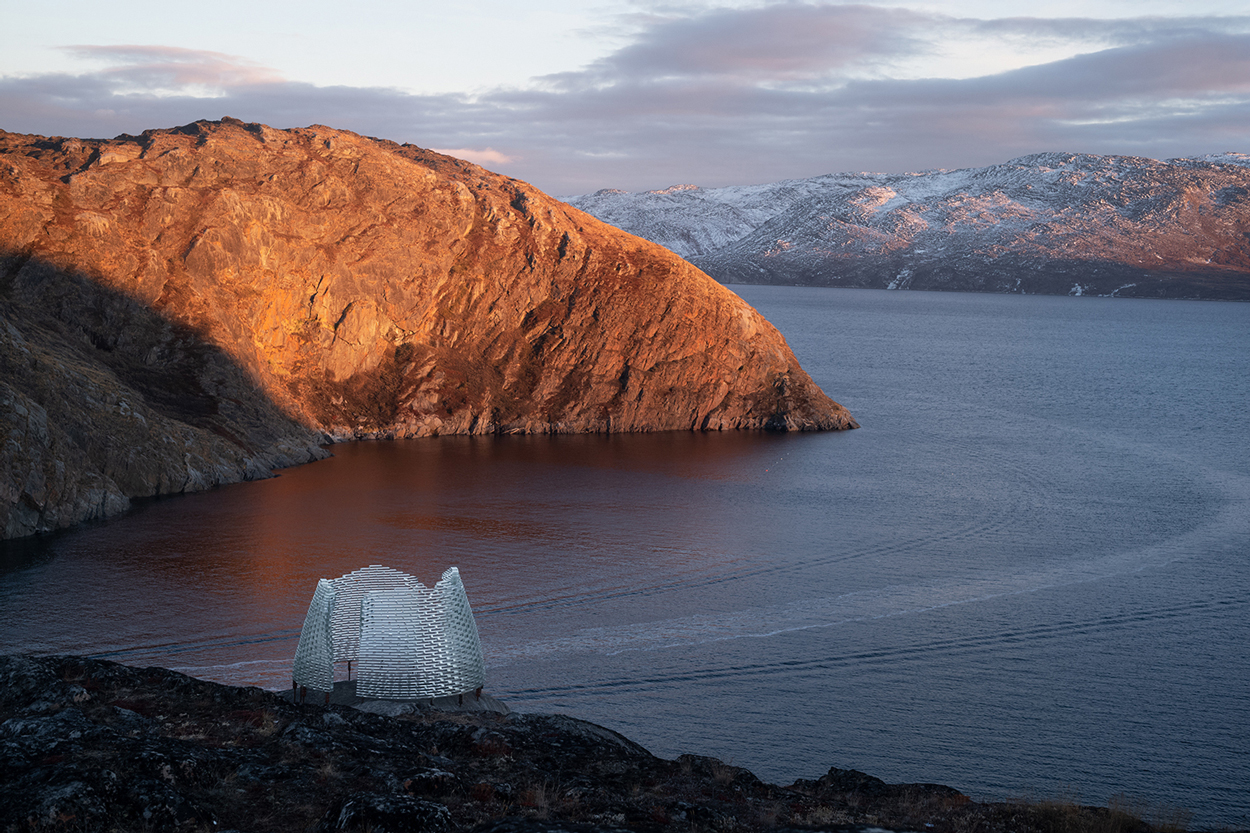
[168,658,291,674]
[15,402,1238,697]
[84,630,301,663]
[487,464,1250,669]
[472,429,1040,620]
[499,596,1247,699]
[475,406,1222,623]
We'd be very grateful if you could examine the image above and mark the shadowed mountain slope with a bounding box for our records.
[0,118,855,539]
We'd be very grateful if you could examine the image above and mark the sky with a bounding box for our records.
[2,0,1249,194]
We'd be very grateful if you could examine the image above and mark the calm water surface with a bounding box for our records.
[3,288,1248,827]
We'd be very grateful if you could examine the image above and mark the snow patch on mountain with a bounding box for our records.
[565,152,1250,300]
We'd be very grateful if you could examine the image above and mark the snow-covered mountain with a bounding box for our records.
[566,152,1250,299]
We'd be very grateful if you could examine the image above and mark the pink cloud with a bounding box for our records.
[63,45,284,89]
[429,147,517,166]
[590,3,927,82]
[1,14,1248,194]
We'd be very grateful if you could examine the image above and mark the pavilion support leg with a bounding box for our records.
[475,687,482,700]
[299,685,307,704]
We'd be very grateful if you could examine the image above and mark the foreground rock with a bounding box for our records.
[568,153,1250,299]
[1,655,1173,833]
[0,118,855,539]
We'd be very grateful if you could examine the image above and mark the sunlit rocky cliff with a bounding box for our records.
[568,153,1250,299]
[0,118,855,539]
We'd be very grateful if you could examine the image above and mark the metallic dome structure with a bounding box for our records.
[292,565,485,700]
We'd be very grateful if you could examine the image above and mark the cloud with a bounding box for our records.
[819,30,1250,150]
[2,10,1249,194]
[487,26,1250,189]
[429,147,517,166]
[965,13,1250,45]
[62,45,284,92]
[579,4,929,82]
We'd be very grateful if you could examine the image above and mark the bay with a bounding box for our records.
[2,287,1248,827]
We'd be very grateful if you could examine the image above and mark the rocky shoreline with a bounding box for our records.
[0,654,1196,833]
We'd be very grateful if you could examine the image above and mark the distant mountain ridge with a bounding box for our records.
[566,152,1250,299]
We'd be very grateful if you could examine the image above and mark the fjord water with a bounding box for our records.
[3,287,1248,827]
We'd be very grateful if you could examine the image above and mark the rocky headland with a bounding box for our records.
[0,654,1187,833]
[567,153,1250,299]
[0,118,855,540]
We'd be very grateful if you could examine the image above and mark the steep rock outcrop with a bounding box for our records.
[567,152,1250,299]
[0,118,855,539]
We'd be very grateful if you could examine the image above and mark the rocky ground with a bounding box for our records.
[0,655,1193,833]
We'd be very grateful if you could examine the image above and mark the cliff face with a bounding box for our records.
[0,118,855,539]
[567,152,1250,299]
